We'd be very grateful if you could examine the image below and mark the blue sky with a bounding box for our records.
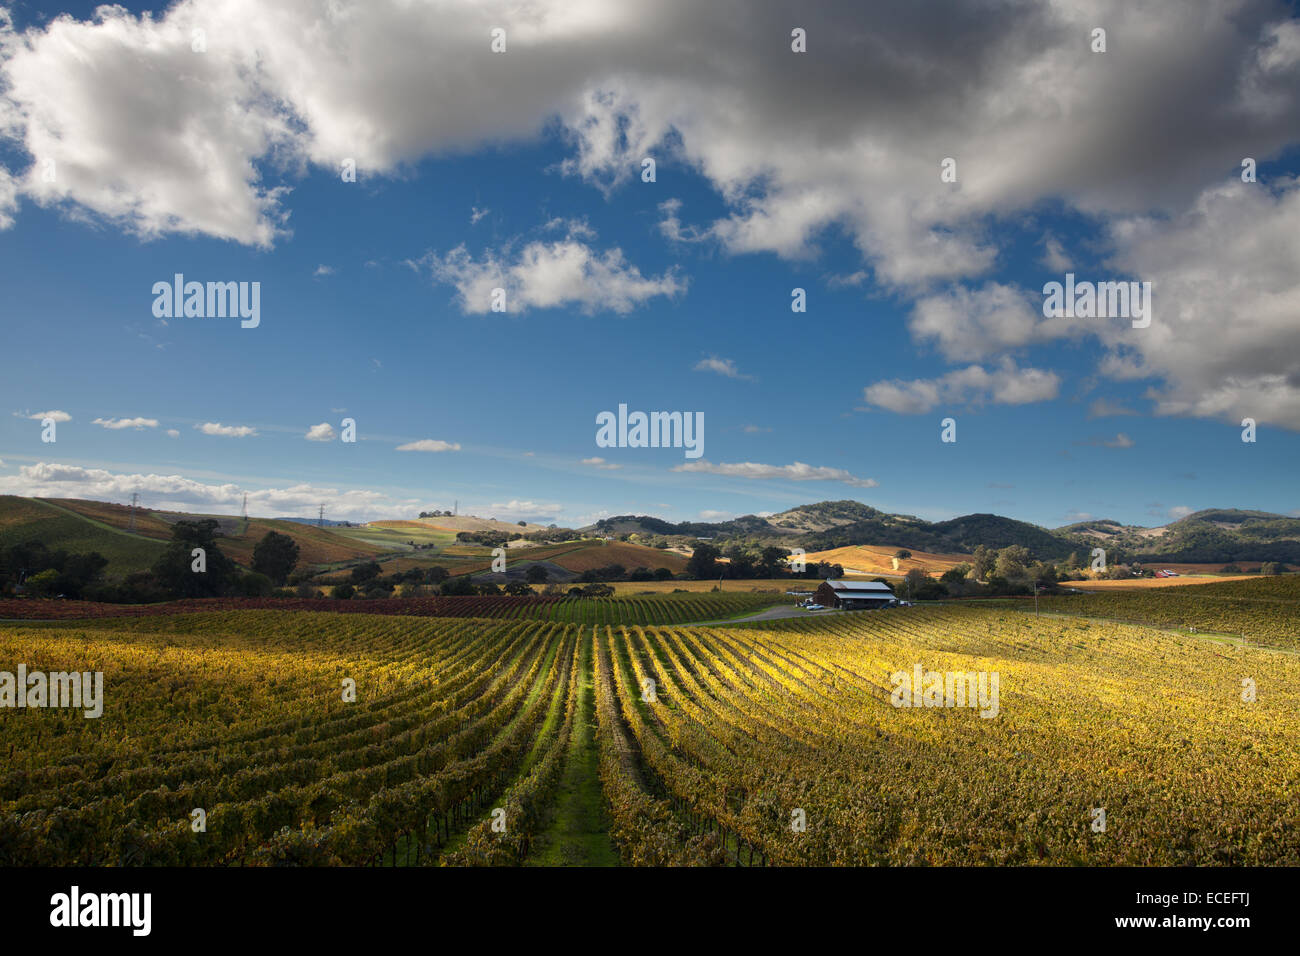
[1,0,1298,529]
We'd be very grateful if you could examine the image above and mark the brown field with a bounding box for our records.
[1070,573,1262,591]
[799,544,969,577]
[37,497,176,538]
[548,540,688,573]
[369,515,550,534]
[1136,562,1272,574]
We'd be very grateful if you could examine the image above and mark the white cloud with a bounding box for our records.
[1074,433,1136,448]
[483,500,563,520]
[581,456,621,470]
[92,416,158,430]
[673,460,877,488]
[1040,236,1072,271]
[693,356,753,380]
[305,422,336,441]
[0,462,421,521]
[863,359,1061,414]
[470,206,489,225]
[313,264,333,277]
[698,509,734,520]
[908,282,1074,362]
[196,422,257,438]
[165,429,180,438]
[396,439,460,452]
[420,239,683,315]
[1168,505,1194,520]
[20,409,71,422]
[1096,178,1300,430]
[741,424,771,434]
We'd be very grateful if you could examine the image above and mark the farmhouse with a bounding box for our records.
[815,579,896,610]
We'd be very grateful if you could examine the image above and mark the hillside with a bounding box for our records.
[1056,508,1300,564]
[0,496,166,574]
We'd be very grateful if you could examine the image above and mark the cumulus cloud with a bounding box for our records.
[196,422,257,437]
[165,428,180,438]
[305,422,336,441]
[396,439,460,452]
[581,456,621,470]
[313,264,333,277]
[19,409,71,422]
[862,359,1061,414]
[908,282,1074,362]
[419,239,683,315]
[693,356,753,380]
[0,462,421,521]
[698,510,734,520]
[6,1,1292,270]
[92,416,158,430]
[673,460,877,488]
[1095,178,1300,429]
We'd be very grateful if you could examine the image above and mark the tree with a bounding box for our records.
[350,561,381,584]
[234,572,275,597]
[971,545,994,582]
[894,549,912,560]
[333,583,355,599]
[252,530,300,585]
[759,546,790,578]
[152,519,237,598]
[653,567,673,581]
[505,580,533,596]
[686,543,721,580]
[441,575,476,596]
[524,564,549,584]
[995,545,1031,581]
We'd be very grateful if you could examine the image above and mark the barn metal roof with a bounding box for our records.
[824,580,894,592]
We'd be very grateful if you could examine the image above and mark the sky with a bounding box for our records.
[1,0,1299,530]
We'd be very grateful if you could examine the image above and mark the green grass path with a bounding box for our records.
[527,627,620,866]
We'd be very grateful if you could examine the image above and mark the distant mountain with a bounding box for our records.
[1057,508,1300,563]
[588,501,1300,564]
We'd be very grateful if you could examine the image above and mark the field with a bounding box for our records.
[0,496,165,574]
[1069,574,1260,590]
[1040,574,1300,646]
[0,592,783,626]
[3,497,389,572]
[3,594,1298,866]
[798,544,969,577]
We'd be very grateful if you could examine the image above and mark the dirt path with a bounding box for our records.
[684,604,834,626]
[526,627,620,866]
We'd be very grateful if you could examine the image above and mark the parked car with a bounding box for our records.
[804,603,824,610]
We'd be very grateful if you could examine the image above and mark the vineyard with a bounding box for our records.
[0,591,783,626]
[3,602,1298,866]
[1039,574,1300,646]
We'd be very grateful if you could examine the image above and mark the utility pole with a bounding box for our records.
[1034,580,1041,616]
[127,492,139,532]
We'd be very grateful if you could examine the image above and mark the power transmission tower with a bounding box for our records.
[241,492,249,533]
[319,504,325,528]
[127,492,139,532]
[454,500,458,516]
